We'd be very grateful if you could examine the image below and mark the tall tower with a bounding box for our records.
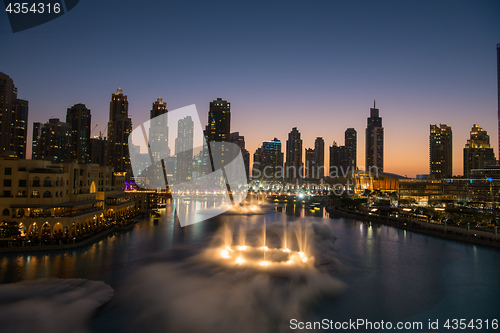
[66,103,91,163]
[37,118,72,162]
[261,138,283,181]
[32,122,42,160]
[430,124,452,179]
[230,132,250,181]
[345,128,357,171]
[463,124,495,177]
[106,88,132,174]
[285,127,303,182]
[365,101,384,172]
[314,137,325,179]
[148,97,169,161]
[175,116,194,182]
[207,98,230,142]
[0,72,28,159]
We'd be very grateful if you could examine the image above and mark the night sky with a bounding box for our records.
[1,0,499,177]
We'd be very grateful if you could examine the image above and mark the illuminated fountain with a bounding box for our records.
[204,219,314,271]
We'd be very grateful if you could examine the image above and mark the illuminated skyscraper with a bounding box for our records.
[66,103,91,163]
[106,88,132,174]
[32,122,42,160]
[0,72,28,159]
[314,137,325,179]
[463,124,495,177]
[207,98,230,142]
[365,101,383,172]
[148,97,169,161]
[430,124,452,179]
[305,148,315,179]
[285,127,303,182]
[261,138,283,181]
[175,116,194,182]
[37,118,72,162]
[230,132,250,181]
[344,128,357,171]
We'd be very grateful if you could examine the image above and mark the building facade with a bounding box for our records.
[463,124,495,178]
[0,157,134,238]
[36,118,73,162]
[0,72,28,159]
[314,137,325,179]
[106,88,132,174]
[430,124,453,179]
[366,101,383,173]
[285,127,303,182]
[345,128,357,171]
[67,103,91,163]
[207,98,230,142]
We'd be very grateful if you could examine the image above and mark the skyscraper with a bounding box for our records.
[32,122,42,160]
[230,132,250,181]
[175,116,194,182]
[37,118,72,162]
[261,138,284,181]
[305,148,316,179]
[252,147,262,180]
[285,127,303,182]
[365,101,384,172]
[463,124,496,177]
[344,128,357,171]
[329,142,347,177]
[90,136,107,166]
[314,137,325,179]
[0,72,28,159]
[148,97,169,161]
[106,88,132,174]
[66,103,91,163]
[207,98,230,142]
[430,124,452,179]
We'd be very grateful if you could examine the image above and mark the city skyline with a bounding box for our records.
[1,1,499,177]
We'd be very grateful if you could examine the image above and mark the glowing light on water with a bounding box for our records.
[221,250,230,258]
[260,246,269,251]
[259,261,270,267]
[235,257,245,264]
[283,248,291,252]
[238,245,247,251]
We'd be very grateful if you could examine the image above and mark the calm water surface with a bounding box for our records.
[0,202,499,332]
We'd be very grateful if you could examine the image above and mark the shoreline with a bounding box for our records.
[0,221,137,254]
[326,206,500,249]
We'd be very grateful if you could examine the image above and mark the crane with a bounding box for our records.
[91,124,99,135]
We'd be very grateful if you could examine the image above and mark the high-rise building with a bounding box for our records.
[175,116,194,182]
[305,148,316,179]
[90,136,107,166]
[149,97,169,161]
[285,127,303,182]
[252,147,262,180]
[365,101,383,172]
[32,122,42,160]
[430,124,453,179]
[230,132,250,181]
[329,142,347,177]
[345,128,357,171]
[66,104,91,163]
[261,138,283,182]
[106,88,132,174]
[0,72,28,159]
[464,124,496,177]
[207,98,230,142]
[37,118,72,162]
[497,43,500,159]
[314,137,325,179]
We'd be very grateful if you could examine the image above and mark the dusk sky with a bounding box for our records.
[1,0,499,178]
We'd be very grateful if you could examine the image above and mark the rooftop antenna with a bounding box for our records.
[374,100,376,108]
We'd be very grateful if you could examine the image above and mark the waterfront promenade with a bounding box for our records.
[326,205,500,249]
